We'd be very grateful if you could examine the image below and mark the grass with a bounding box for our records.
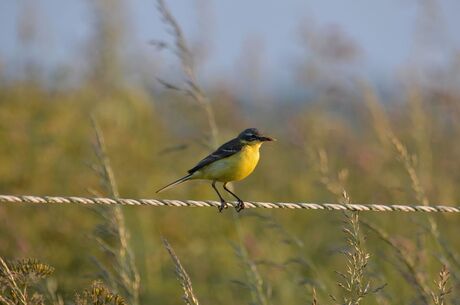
[162,238,200,305]
[334,210,374,305]
[89,117,140,305]
[431,265,451,305]
[154,0,219,149]
[1,97,459,304]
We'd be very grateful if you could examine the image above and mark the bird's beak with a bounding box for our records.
[259,135,276,142]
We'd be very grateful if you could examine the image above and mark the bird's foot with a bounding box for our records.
[235,200,245,212]
[218,200,227,213]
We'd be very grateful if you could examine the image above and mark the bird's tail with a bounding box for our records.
[156,173,193,193]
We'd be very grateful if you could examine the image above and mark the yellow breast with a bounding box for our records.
[196,143,261,182]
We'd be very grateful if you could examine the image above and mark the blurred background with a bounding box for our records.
[1,0,460,304]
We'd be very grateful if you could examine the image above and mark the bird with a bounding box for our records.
[156,128,275,212]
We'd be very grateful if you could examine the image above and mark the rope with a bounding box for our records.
[0,195,459,213]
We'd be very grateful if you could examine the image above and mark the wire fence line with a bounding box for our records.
[0,194,459,213]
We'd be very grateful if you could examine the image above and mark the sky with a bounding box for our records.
[0,0,459,92]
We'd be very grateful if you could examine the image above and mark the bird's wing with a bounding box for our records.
[188,138,243,174]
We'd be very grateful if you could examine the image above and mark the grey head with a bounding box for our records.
[238,128,275,142]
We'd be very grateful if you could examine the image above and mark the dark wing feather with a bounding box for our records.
[188,138,243,174]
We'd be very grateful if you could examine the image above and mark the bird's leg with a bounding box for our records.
[223,182,245,212]
[212,181,227,212]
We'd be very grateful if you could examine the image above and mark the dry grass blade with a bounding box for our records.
[90,116,140,305]
[315,152,383,305]
[232,213,272,305]
[388,134,460,277]
[365,85,439,232]
[333,192,382,305]
[388,134,429,207]
[46,278,64,305]
[364,84,460,295]
[0,257,28,305]
[430,265,451,305]
[365,84,431,208]
[317,149,349,198]
[155,0,218,148]
[248,212,304,250]
[311,287,318,305]
[361,81,392,147]
[155,0,192,78]
[361,220,431,304]
[249,211,327,301]
[91,116,119,198]
[232,242,271,305]
[162,238,200,305]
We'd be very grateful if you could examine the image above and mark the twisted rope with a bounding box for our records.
[0,195,459,213]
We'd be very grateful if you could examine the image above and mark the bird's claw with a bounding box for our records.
[235,200,245,212]
[218,200,244,213]
[218,200,227,213]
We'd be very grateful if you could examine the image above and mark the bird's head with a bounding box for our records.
[238,128,275,145]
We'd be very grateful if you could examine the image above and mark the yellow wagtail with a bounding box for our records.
[156,128,275,212]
